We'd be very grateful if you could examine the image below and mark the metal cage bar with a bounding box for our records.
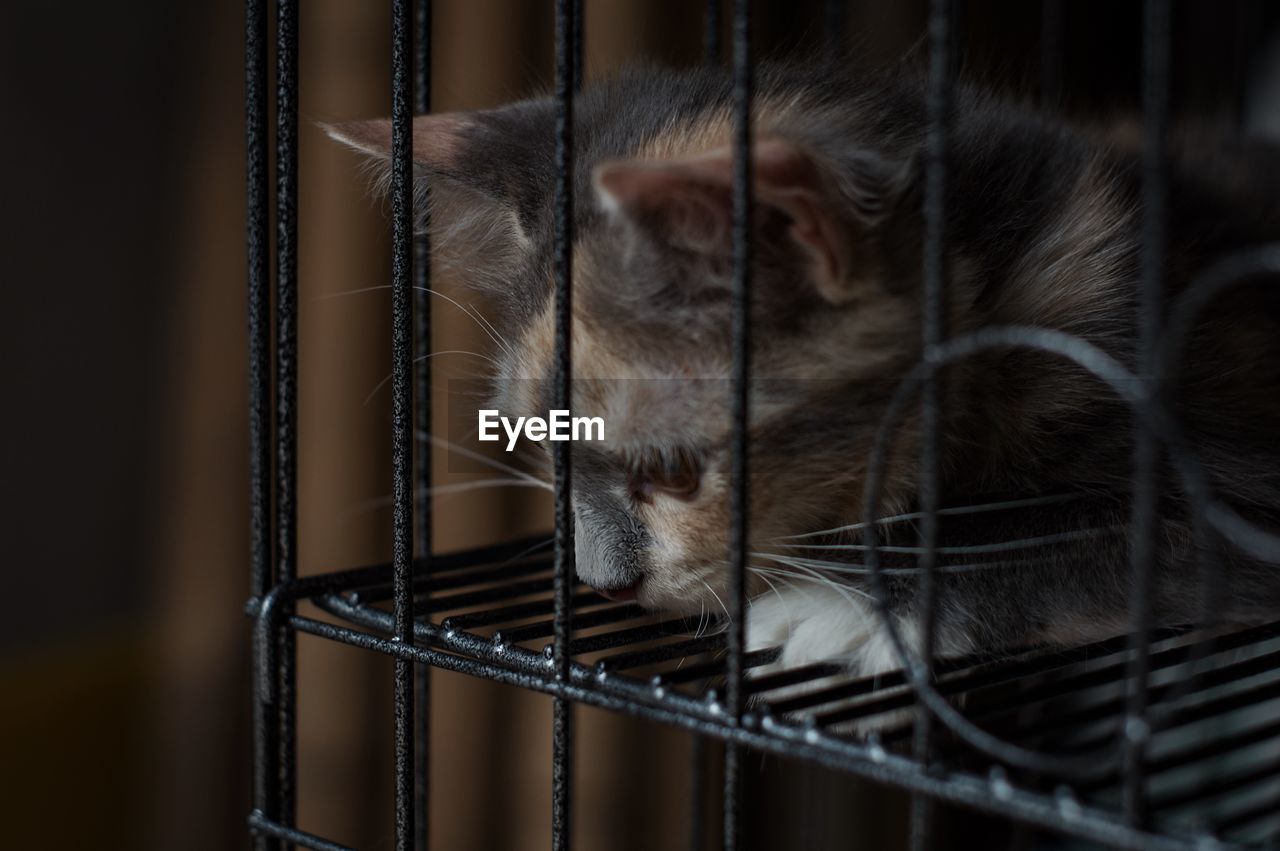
[1123,0,1171,828]
[245,0,270,611]
[245,0,273,846]
[390,0,418,847]
[909,1,951,849]
[693,5,721,846]
[722,1,753,849]
[274,0,300,842]
[412,1,433,846]
[552,1,580,848]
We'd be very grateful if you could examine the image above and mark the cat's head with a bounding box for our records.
[328,66,928,614]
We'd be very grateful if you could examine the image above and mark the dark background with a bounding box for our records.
[3,1,1278,848]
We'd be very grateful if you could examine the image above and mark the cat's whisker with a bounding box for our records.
[753,551,1048,576]
[512,445,552,478]
[768,511,922,542]
[753,567,804,598]
[363,350,499,406]
[464,299,521,364]
[749,567,785,607]
[315,284,395,300]
[747,567,805,608]
[700,579,731,628]
[415,431,552,489]
[351,478,550,513]
[775,525,1125,556]
[746,566,796,638]
[416,479,551,498]
[748,566,874,627]
[495,536,555,568]
[693,600,707,639]
[749,562,876,608]
[771,493,1081,542]
[421,285,519,363]
[316,283,518,364]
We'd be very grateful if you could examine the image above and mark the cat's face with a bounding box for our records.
[329,69,926,613]
[484,286,922,614]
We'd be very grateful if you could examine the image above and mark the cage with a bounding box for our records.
[244,1,1280,849]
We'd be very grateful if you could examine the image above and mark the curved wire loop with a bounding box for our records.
[1158,245,1280,561]
[857,264,1280,776]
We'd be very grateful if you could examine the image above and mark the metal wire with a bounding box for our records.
[1124,0,1170,828]
[246,0,270,610]
[552,1,578,848]
[722,1,753,849]
[307,576,1268,851]
[275,0,299,840]
[249,811,357,851]
[552,0,576,693]
[391,1,417,847]
[245,0,272,845]
[909,1,951,848]
[855,319,1268,784]
[240,516,1280,851]
[412,1,433,848]
[861,331,1126,777]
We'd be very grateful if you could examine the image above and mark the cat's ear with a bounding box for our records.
[594,138,908,304]
[323,113,475,173]
[324,107,556,205]
[324,107,551,311]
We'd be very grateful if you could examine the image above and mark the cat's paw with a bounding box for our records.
[746,583,916,672]
[745,583,921,734]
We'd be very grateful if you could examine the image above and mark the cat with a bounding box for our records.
[326,60,1280,683]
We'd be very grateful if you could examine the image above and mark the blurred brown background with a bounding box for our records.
[3,1,1276,849]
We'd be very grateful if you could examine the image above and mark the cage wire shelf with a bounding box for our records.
[252,535,1280,851]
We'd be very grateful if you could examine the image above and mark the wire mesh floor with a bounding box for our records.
[260,535,1280,851]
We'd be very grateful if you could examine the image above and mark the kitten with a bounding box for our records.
[327,61,1280,680]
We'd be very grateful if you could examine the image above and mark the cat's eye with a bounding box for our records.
[627,450,701,504]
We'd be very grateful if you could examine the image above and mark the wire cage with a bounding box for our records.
[244,1,1280,849]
